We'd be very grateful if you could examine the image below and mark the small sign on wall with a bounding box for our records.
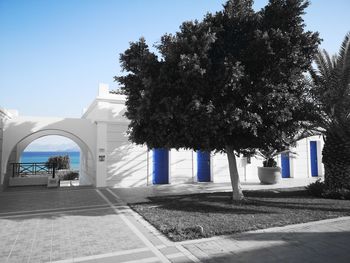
[99,155,105,162]
[246,155,251,164]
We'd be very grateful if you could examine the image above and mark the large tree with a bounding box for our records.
[309,32,350,189]
[116,0,320,200]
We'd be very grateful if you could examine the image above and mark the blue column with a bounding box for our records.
[152,148,169,184]
[281,152,290,178]
[310,141,318,177]
[197,151,211,182]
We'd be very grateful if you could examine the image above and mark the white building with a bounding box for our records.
[0,84,324,189]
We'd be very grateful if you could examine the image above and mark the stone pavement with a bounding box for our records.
[0,182,349,263]
[0,188,196,263]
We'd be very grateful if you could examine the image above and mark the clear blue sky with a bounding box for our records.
[1,0,349,118]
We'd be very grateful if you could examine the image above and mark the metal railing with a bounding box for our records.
[12,162,56,178]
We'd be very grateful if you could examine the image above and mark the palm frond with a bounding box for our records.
[337,32,350,66]
[314,49,333,80]
[340,32,350,93]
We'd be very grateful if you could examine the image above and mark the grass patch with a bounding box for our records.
[130,187,350,241]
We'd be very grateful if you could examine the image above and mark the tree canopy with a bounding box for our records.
[116,0,320,199]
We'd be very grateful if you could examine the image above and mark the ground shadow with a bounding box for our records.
[184,231,350,263]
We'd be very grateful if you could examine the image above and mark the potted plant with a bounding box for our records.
[257,149,281,185]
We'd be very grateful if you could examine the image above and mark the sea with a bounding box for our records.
[20,151,80,170]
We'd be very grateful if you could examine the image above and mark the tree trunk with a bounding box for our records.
[226,146,244,200]
[322,130,350,190]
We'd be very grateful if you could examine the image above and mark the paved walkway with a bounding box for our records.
[0,180,349,263]
[0,188,196,263]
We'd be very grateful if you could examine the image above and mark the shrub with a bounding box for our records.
[306,179,326,197]
[322,188,350,200]
[263,158,277,168]
[46,155,70,170]
[306,179,350,200]
[63,171,79,180]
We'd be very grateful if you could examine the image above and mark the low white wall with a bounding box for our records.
[9,176,48,186]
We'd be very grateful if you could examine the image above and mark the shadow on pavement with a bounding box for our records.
[185,230,350,263]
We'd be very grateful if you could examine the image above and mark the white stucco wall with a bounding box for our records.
[170,149,194,184]
[0,108,14,185]
[82,85,150,187]
[107,123,149,187]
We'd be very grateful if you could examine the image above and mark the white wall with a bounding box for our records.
[0,124,3,183]
[212,152,230,183]
[212,153,247,183]
[79,151,95,185]
[290,136,324,178]
[0,108,13,188]
[106,123,149,187]
[170,149,194,184]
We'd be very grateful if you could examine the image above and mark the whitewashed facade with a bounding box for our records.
[0,84,324,189]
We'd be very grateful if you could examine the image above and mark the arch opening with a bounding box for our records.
[21,136,80,186]
[3,129,96,188]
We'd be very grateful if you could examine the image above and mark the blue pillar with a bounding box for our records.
[152,148,169,184]
[310,141,318,177]
[197,151,211,182]
[281,152,290,178]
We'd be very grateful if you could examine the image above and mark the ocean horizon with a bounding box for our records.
[21,151,80,170]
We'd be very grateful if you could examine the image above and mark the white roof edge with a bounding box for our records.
[81,96,126,119]
[0,107,16,119]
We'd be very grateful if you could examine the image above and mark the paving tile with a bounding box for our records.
[160,246,180,255]
[184,244,210,260]
[92,250,156,263]
[7,256,24,263]
[168,255,194,263]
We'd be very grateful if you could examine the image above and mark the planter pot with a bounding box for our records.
[258,167,281,185]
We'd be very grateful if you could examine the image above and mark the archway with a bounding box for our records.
[3,129,96,188]
[20,135,80,186]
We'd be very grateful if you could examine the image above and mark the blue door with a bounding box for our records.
[197,151,211,182]
[153,148,169,184]
[310,141,318,177]
[281,152,290,178]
